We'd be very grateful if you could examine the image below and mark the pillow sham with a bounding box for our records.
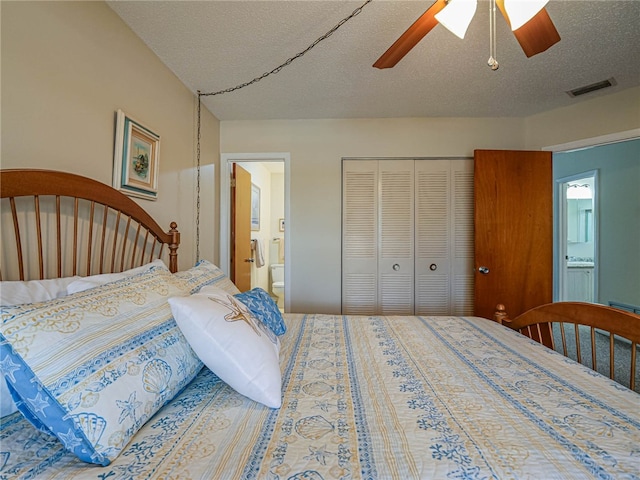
[0,274,81,417]
[0,275,80,416]
[0,276,81,306]
[168,285,282,409]
[235,287,286,336]
[0,266,202,465]
[172,259,240,295]
[0,260,166,418]
[65,258,167,295]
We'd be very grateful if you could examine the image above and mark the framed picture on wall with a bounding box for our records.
[251,183,260,231]
[113,109,160,200]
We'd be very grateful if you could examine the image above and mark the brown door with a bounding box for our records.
[474,149,553,322]
[231,164,252,292]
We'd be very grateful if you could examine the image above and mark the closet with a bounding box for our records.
[342,159,474,316]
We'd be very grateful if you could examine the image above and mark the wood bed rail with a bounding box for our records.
[495,302,640,391]
[1,169,180,280]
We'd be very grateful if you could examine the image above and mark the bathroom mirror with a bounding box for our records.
[565,177,595,248]
[567,198,593,244]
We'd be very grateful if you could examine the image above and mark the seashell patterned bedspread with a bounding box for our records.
[2,314,639,479]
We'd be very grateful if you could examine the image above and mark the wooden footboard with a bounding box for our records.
[495,302,640,390]
[1,169,180,280]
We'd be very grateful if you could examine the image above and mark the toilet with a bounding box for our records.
[270,263,285,309]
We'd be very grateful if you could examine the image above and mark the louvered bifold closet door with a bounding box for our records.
[450,160,475,315]
[342,160,379,314]
[379,160,414,315]
[415,160,451,314]
[415,159,474,315]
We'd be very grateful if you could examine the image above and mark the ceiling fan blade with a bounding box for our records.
[373,0,447,69]
[496,0,560,58]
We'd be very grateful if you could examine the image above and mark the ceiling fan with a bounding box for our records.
[373,0,560,69]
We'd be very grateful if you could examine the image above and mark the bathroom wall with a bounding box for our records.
[270,172,285,264]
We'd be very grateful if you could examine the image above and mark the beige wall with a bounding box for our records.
[221,117,526,312]
[525,86,640,149]
[221,94,639,313]
[1,1,220,270]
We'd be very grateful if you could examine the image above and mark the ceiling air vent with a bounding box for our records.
[567,78,617,97]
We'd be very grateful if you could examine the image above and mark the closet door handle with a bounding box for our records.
[392,263,400,271]
[478,266,489,274]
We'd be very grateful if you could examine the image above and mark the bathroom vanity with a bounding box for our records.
[566,260,594,302]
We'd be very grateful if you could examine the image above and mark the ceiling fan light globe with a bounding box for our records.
[435,0,478,39]
[504,0,550,30]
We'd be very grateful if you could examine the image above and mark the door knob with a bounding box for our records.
[245,258,255,263]
[478,266,489,274]
[392,263,400,271]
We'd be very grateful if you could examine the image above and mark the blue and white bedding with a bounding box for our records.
[2,312,639,479]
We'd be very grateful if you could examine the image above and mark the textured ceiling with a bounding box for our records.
[107,0,640,121]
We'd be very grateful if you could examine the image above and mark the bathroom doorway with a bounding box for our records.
[557,171,598,302]
[220,153,291,312]
[551,132,640,309]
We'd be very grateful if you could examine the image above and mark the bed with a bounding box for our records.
[1,169,639,480]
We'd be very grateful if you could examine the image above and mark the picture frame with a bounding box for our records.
[113,109,160,200]
[251,183,261,231]
[279,218,285,232]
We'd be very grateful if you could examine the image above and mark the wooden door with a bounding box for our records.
[231,164,252,292]
[474,149,553,322]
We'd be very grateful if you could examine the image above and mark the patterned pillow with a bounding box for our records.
[0,266,202,465]
[0,277,78,417]
[168,285,282,408]
[235,287,286,336]
[172,259,240,295]
[1,379,17,417]
[66,258,167,295]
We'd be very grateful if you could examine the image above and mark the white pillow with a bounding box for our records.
[168,285,282,408]
[66,258,167,294]
[0,276,80,306]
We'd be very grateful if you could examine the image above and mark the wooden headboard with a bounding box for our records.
[1,169,180,280]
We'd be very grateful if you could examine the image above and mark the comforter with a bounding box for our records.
[2,313,639,479]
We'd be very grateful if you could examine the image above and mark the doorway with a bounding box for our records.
[220,153,291,312]
[557,172,598,302]
[548,129,639,307]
